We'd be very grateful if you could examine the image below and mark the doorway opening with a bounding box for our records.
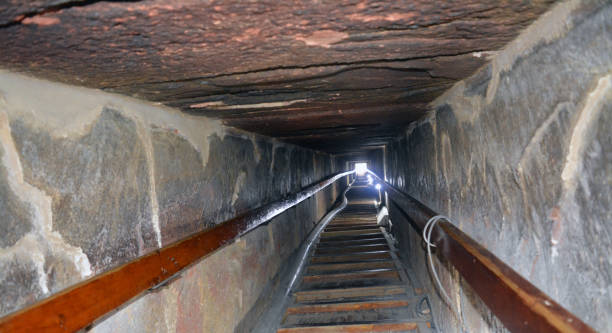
[354,162,368,175]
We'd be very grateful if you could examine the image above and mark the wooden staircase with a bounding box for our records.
[277,187,435,332]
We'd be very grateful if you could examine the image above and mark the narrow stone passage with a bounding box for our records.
[0,2,609,332]
[277,182,435,332]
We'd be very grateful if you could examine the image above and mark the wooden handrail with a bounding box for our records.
[368,171,596,333]
[0,171,353,332]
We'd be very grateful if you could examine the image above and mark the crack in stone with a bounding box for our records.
[164,85,449,109]
[195,66,454,90]
[101,50,490,90]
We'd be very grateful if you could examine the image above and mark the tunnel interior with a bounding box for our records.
[0,0,557,155]
[0,1,610,332]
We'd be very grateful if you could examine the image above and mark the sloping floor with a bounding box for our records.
[276,185,435,332]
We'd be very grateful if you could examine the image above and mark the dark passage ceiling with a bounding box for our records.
[0,0,553,154]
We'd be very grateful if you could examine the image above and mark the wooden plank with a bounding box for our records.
[310,252,391,264]
[317,237,387,248]
[319,233,384,241]
[281,307,418,327]
[321,229,383,238]
[0,171,353,333]
[328,220,377,226]
[286,300,411,314]
[369,171,597,333]
[315,244,389,255]
[306,261,396,274]
[277,322,418,332]
[294,285,408,303]
[302,269,399,283]
[439,222,596,333]
[324,225,380,231]
[0,221,238,332]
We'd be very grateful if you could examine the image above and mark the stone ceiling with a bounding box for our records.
[0,0,554,154]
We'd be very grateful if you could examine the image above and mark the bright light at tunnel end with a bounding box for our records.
[354,162,368,176]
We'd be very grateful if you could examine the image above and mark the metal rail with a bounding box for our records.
[0,171,354,333]
[367,171,596,333]
[252,179,354,332]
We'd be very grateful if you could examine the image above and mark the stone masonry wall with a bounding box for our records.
[0,70,338,331]
[385,1,611,332]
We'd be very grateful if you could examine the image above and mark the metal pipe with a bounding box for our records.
[252,180,354,333]
[0,170,355,333]
[285,179,354,297]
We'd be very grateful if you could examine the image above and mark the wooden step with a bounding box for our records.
[319,232,384,241]
[324,224,380,231]
[277,322,419,332]
[310,251,392,264]
[322,227,380,233]
[286,299,411,315]
[276,195,435,333]
[303,269,399,284]
[300,270,401,290]
[306,261,396,274]
[328,219,377,226]
[315,244,389,255]
[281,303,419,327]
[317,237,387,248]
[328,216,378,226]
[294,285,409,303]
[321,229,383,238]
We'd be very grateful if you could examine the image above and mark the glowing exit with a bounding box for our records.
[354,162,368,175]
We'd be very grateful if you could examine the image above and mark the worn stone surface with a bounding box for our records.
[385,2,612,332]
[0,70,338,327]
[153,126,335,245]
[0,144,32,248]
[2,1,607,331]
[0,253,46,316]
[92,188,336,333]
[10,108,156,272]
[0,93,93,316]
[0,0,554,153]
[151,127,213,245]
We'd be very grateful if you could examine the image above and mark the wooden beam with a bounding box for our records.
[0,171,353,333]
[369,172,596,333]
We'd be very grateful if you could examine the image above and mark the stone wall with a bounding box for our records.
[385,1,611,332]
[0,70,339,331]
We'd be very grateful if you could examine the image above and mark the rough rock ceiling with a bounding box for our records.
[0,0,554,154]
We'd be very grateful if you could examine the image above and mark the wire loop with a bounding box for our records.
[423,215,460,318]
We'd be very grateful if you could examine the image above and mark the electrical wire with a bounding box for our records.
[423,215,460,319]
